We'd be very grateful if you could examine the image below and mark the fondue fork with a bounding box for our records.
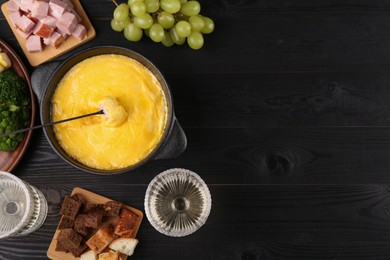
[0,110,104,137]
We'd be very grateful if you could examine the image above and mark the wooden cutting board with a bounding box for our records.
[47,187,143,260]
[1,0,96,67]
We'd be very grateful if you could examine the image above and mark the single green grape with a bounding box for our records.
[157,12,175,29]
[160,0,181,14]
[188,15,204,31]
[134,13,153,29]
[180,1,200,16]
[128,0,143,7]
[144,0,159,13]
[175,21,191,37]
[131,2,146,16]
[162,31,174,47]
[120,16,131,28]
[187,31,203,49]
[200,16,214,34]
[124,23,143,41]
[169,27,186,45]
[111,18,124,32]
[149,23,165,42]
[114,3,129,22]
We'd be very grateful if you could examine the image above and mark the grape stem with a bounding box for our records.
[111,0,118,7]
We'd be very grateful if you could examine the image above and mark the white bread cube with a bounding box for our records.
[109,238,138,256]
[80,250,97,260]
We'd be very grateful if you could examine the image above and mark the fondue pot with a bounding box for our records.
[31,46,187,175]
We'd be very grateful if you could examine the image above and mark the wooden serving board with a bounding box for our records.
[1,0,96,67]
[47,187,143,260]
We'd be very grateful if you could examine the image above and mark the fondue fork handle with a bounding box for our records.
[0,110,104,138]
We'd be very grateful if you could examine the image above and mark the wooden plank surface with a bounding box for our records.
[2,0,390,259]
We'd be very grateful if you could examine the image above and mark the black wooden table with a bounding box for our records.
[2,0,390,259]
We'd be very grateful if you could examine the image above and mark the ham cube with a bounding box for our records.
[6,0,21,12]
[61,0,74,11]
[26,35,42,52]
[49,0,67,18]
[33,21,54,38]
[70,9,82,23]
[20,0,34,12]
[43,37,51,46]
[15,15,35,33]
[55,27,69,39]
[8,11,21,27]
[48,31,64,48]
[40,16,57,28]
[31,1,49,19]
[71,23,86,40]
[56,12,77,34]
[16,28,32,39]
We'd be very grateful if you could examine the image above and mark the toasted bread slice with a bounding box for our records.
[109,237,138,256]
[86,225,116,254]
[80,249,97,260]
[98,250,120,260]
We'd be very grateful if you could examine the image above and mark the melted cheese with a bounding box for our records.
[51,54,167,170]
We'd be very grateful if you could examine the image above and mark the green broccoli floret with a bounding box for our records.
[0,70,30,151]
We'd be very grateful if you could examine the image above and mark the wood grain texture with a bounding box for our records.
[1,0,390,259]
[12,129,390,185]
[2,185,390,259]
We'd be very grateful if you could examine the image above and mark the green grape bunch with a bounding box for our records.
[111,0,215,50]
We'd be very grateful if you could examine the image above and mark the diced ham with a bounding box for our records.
[8,11,21,27]
[40,16,57,28]
[48,0,67,18]
[6,0,21,12]
[15,15,35,33]
[55,27,69,39]
[48,31,64,48]
[20,0,34,12]
[31,1,49,19]
[71,23,86,40]
[70,9,82,23]
[43,37,51,46]
[26,35,42,52]
[16,28,32,39]
[56,12,77,34]
[61,0,74,11]
[33,21,54,38]
[26,12,39,23]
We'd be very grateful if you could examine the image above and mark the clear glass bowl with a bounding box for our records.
[0,172,48,239]
[144,168,212,237]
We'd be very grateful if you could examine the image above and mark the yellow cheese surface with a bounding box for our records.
[51,54,167,170]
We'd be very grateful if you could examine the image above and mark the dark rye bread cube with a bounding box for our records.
[55,240,68,253]
[74,214,90,237]
[58,216,74,230]
[69,242,88,257]
[103,201,122,217]
[60,195,82,220]
[83,208,104,228]
[71,193,87,211]
[83,203,103,213]
[57,228,82,250]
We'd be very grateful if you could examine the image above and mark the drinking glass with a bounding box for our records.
[0,171,48,239]
[144,168,212,237]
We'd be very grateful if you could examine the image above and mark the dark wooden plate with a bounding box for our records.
[0,39,36,172]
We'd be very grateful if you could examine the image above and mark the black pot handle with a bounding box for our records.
[154,115,187,160]
[31,61,61,102]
